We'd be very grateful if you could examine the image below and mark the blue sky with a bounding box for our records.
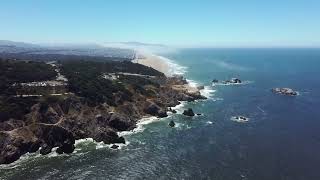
[0,0,319,47]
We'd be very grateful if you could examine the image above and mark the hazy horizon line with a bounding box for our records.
[1,39,320,49]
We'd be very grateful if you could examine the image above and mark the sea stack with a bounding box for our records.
[168,120,175,127]
[183,108,195,116]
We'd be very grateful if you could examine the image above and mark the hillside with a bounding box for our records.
[0,58,205,164]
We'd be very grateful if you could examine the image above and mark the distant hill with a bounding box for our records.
[0,40,40,48]
[0,40,135,61]
[118,41,167,47]
[102,41,174,54]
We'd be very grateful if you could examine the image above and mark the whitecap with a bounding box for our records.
[186,79,216,99]
[200,86,216,99]
[75,138,95,146]
[117,116,159,137]
[186,79,198,87]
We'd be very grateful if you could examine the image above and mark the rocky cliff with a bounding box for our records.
[0,74,205,164]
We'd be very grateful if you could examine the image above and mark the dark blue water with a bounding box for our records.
[1,48,320,180]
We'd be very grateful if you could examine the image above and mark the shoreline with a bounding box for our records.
[132,51,206,95]
[0,51,211,166]
[132,51,172,76]
[128,51,214,130]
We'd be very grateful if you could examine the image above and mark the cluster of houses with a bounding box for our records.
[13,61,69,96]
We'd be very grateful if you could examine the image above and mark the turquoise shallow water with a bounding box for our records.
[1,48,320,180]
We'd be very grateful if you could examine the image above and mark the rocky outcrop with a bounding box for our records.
[0,124,75,164]
[213,78,242,85]
[0,119,25,131]
[92,127,125,144]
[144,102,168,118]
[168,107,177,114]
[0,74,206,164]
[183,108,195,116]
[108,113,135,131]
[168,120,175,127]
[272,88,297,96]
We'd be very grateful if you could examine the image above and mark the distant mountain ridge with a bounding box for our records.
[116,41,167,47]
[0,40,135,61]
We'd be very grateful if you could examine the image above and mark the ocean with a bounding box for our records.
[1,48,320,180]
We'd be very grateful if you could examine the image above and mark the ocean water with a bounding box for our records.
[1,48,320,180]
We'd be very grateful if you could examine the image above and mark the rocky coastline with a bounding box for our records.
[0,72,206,164]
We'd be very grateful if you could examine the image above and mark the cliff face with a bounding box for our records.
[0,76,206,164]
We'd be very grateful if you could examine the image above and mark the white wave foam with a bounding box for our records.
[156,55,187,76]
[186,79,216,99]
[212,97,224,101]
[75,138,95,145]
[156,55,216,99]
[186,79,198,87]
[0,152,38,169]
[117,116,159,137]
[200,86,216,99]
[74,137,130,150]
[171,101,187,114]
[174,122,193,130]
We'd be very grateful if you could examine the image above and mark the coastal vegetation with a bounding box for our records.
[0,59,57,95]
[0,56,205,165]
[60,60,164,105]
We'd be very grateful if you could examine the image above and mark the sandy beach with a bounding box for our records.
[133,51,201,94]
[132,51,171,76]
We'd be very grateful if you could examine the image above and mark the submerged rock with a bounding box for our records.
[168,120,175,127]
[183,108,195,116]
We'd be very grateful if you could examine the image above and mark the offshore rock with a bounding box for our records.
[168,120,175,127]
[183,108,195,116]
[272,88,298,96]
